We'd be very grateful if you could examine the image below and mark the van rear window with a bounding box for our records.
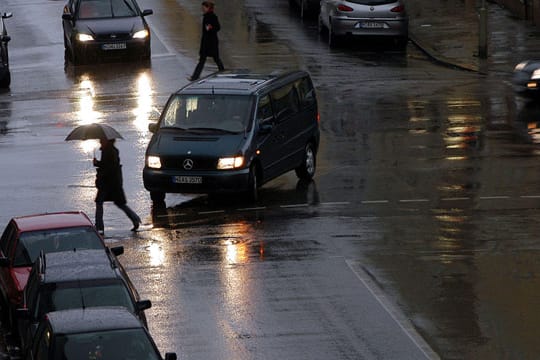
[160,94,252,133]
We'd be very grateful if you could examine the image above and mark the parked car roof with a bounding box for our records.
[46,307,143,334]
[11,211,94,232]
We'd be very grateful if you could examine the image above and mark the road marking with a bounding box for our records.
[479,196,510,200]
[280,204,309,208]
[361,200,389,204]
[399,199,430,203]
[441,197,470,201]
[198,210,225,215]
[238,207,267,211]
[520,195,540,199]
[320,202,350,206]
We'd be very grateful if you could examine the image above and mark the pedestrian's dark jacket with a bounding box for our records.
[94,143,127,205]
[200,10,221,57]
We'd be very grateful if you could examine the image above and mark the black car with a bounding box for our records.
[513,60,540,97]
[0,12,12,88]
[62,0,153,65]
[16,249,150,355]
[143,70,320,203]
[26,307,177,360]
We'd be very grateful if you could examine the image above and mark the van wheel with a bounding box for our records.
[295,143,316,180]
[247,165,259,202]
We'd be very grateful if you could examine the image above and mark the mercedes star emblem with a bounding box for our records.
[183,159,194,170]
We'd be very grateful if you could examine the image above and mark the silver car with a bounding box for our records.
[319,0,408,47]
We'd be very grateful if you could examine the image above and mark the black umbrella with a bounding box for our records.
[65,123,124,141]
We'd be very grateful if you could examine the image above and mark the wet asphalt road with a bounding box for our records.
[2,0,540,358]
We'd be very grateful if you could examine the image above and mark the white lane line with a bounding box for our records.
[280,204,309,208]
[479,196,510,200]
[441,197,470,201]
[399,199,430,203]
[346,260,440,359]
[237,207,267,211]
[198,210,225,215]
[520,195,540,199]
[320,202,351,206]
[361,200,389,204]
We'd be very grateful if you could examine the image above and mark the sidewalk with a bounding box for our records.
[408,0,540,75]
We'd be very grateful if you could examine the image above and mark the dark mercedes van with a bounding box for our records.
[143,70,320,202]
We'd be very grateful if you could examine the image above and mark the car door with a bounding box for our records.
[254,94,282,181]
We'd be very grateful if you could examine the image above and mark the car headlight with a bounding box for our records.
[217,156,244,170]
[133,29,149,39]
[147,156,162,169]
[76,33,94,42]
[532,69,540,80]
[514,61,528,72]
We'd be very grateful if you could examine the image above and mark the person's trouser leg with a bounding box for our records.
[213,55,224,71]
[191,56,207,80]
[117,203,141,229]
[95,201,104,233]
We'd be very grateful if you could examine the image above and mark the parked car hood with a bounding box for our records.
[76,17,145,36]
[149,130,245,157]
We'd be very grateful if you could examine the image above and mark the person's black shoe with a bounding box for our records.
[131,222,140,232]
[187,76,198,81]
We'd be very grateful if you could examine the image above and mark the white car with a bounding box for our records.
[319,0,408,48]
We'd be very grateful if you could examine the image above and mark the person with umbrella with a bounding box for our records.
[65,123,141,234]
[93,137,141,234]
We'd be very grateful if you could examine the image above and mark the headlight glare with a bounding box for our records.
[147,156,162,169]
[133,29,149,39]
[217,156,244,170]
[77,33,94,42]
[532,69,540,80]
[514,61,528,72]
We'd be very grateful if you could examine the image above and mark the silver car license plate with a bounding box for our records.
[102,43,127,50]
[173,176,202,184]
[357,22,384,29]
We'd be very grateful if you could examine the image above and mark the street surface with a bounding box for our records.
[1,0,540,359]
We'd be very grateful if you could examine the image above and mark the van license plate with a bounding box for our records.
[173,176,202,184]
[102,43,127,50]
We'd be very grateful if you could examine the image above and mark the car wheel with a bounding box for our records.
[247,164,259,202]
[295,142,316,180]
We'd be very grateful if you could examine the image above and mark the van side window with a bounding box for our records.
[270,84,299,122]
[256,95,273,124]
[296,77,316,108]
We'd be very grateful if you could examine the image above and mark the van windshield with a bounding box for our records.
[159,94,252,133]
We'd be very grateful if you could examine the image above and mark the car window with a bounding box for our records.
[160,94,252,133]
[58,329,161,360]
[295,77,316,108]
[13,227,104,267]
[256,95,273,124]
[270,84,300,122]
[77,0,138,19]
[38,281,135,318]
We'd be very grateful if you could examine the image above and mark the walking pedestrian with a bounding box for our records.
[188,1,225,81]
[93,138,141,235]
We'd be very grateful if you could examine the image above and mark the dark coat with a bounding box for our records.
[199,11,221,57]
[94,144,127,205]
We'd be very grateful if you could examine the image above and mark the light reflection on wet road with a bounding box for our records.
[1,0,540,358]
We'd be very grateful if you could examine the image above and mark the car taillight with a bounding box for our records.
[391,5,405,12]
[337,4,354,11]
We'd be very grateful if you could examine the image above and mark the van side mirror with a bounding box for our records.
[258,122,273,135]
[164,353,177,360]
[62,13,73,21]
[2,13,12,19]
[142,9,153,16]
[136,299,152,311]
[148,123,158,133]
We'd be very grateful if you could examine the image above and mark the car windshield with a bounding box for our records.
[347,0,398,4]
[159,94,253,133]
[54,328,161,360]
[77,0,139,19]
[38,281,135,318]
[14,227,103,267]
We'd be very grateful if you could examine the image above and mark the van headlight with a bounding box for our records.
[217,156,244,169]
[77,33,94,42]
[147,156,162,169]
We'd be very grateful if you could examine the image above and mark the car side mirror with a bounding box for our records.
[2,13,12,19]
[148,123,158,133]
[16,308,30,320]
[0,257,10,267]
[258,122,273,135]
[142,9,153,16]
[2,36,10,43]
[62,13,73,21]
[136,299,152,311]
[110,246,124,256]
[164,353,177,360]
